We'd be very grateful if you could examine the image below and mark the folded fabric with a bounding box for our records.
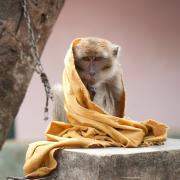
[23,38,168,178]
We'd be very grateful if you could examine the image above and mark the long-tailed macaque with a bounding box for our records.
[52,37,125,122]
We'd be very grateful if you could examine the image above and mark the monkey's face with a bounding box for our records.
[73,37,120,87]
[75,56,115,86]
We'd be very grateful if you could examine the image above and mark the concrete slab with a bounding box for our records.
[54,138,180,180]
[64,138,180,155]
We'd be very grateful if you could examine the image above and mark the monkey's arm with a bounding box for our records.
[114,90,125,118]
[110,66,126,118]
[51,84,67,122]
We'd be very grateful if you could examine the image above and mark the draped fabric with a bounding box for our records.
[23,38,168,177]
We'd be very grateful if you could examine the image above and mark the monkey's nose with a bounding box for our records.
[88,62,96,76]
[89,70,96,76]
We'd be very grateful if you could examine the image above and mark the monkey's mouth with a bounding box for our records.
[82,77,96,86]
[88,79,96,85]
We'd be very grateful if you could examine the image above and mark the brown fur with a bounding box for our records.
[52,37,125,121]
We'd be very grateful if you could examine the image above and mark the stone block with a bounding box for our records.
[54,138,180,180]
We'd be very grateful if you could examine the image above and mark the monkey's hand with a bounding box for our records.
[87,84,96,101]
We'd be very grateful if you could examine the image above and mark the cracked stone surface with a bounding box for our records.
[53,138,180,180]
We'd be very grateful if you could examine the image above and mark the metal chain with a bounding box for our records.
[21,0,43,74]
[21,0,52,121]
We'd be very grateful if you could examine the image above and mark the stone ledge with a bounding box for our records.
[54,138,180,180]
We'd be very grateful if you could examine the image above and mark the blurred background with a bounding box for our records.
[1,0,179,178]
[17,0,180,140]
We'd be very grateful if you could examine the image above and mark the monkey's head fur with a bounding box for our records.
[73,37,121,88]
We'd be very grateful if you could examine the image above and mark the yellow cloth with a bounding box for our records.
[23,38,168,177]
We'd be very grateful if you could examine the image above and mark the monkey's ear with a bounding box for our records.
[72,45,80,55]
[112,45,121,57]
[72,38,81,54]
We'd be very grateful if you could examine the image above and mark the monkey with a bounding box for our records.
[51,37,125,122]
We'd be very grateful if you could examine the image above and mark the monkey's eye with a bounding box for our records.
[76,65,84,71]
[82,57,90,61]
[94,57,102,61]
[102,65,112,70]
[95,57,108,61]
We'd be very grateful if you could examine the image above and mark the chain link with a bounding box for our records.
[21,0,44,74]
[21,0,52,121]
